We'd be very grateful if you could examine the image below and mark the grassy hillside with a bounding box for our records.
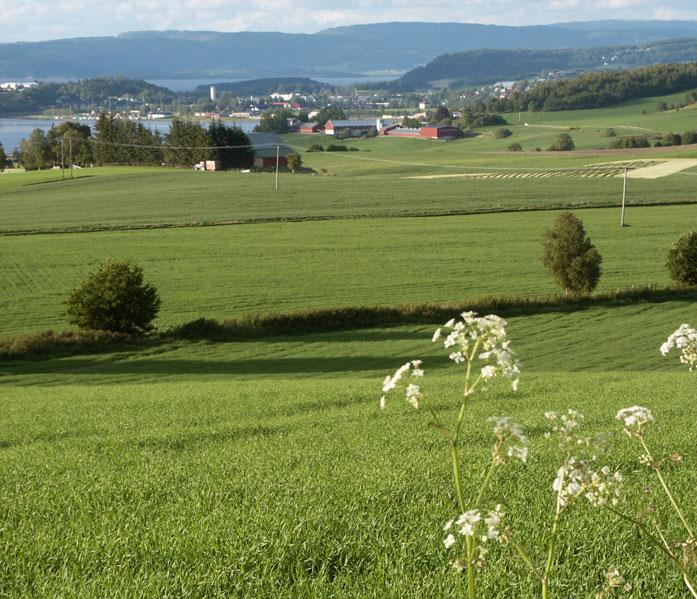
[2,302,696,596]
[2,204,695,335]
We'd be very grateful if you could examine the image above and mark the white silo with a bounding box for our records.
[210,85,217,101]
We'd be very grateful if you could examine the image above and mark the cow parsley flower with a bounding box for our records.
[488,416,529,465]
[456,510,481,537]
[432,312,521,392]
[380,360,427,410]
[660,324,697,370]
[616,406,654,437]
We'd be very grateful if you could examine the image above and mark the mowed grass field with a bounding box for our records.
[2,203,696,335]
[2,301,697,597]
[2,97,697,597]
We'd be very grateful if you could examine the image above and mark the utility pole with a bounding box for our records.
[61,139,65,180]
[69,137,73,179]
[621,167,628,227]
[275,144,280,192]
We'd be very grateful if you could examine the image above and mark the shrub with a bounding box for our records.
[604,128,617,137]
[286,153,302,173]
[548,133,575,151]
[508,143,523,152]
[661,132,682,146]
[326,144,348,152]
[65,261,160,334]
[307,143,324,152]
[609,135,651,149]
[656,101,668,112]
[495,127,513,139]
[542,212,602,294]
[683,130,697,145]
[667,231,697,286]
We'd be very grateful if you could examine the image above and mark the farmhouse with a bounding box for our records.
[382,124,464,139]
[299,122,323,134]
[248,132,292,169]
[325,119,377,137]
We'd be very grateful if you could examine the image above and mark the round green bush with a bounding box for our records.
[65,261,161,334]
[667,231,697,286]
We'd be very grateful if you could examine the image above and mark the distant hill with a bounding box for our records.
[0,77,175,116]
[195,78,332,97]
[388,38,697,90]
[4,21,697,80]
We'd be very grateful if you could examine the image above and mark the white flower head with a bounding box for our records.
[661,324,697,370]
[379,360,426,410]
[435,312,521,392]
[488,416,529,464]
[616,405,654,437]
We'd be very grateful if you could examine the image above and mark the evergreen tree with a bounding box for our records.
[207,122,254,169]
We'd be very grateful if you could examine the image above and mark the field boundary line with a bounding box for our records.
[2,199,697,237]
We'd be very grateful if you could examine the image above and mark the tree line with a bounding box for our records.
[16,114,255,170]
[487,62,697,113]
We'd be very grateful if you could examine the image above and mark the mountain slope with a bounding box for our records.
[388,38,697,90]
[3,21,697,79]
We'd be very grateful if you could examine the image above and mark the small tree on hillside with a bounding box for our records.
[543,212,602,294]
[0,143,5,172]
[286,153,302,173]
[667,231,697,286]
[65,261,160,334]
[549,133,575,151]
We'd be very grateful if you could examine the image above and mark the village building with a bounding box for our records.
[298,122,323,134]
[247,133,293,169]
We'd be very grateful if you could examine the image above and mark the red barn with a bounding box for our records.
[419,125,463,139]
[299,122,322,134]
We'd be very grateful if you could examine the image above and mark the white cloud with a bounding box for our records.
[1,0,697,41]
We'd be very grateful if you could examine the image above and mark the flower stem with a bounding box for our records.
[639,436,695,539]
[542,464,566,599]
[450,442,475,598]
[474,461,497,508]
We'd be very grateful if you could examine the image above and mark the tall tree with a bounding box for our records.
[0,143,6,172]
[46,121,93,166]
[207,122,254,170]
[164,118,208,167]
[19,128,52,170]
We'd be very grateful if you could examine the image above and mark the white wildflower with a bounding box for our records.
[616,406,654,437]
[484,505,505,541]
[443,533,456,549]
[456,509,481,537]
[489,416,529,464]
[661,324,697,370]
[379,361,427,409]
[436,311,521,392]
[405,384,423,409]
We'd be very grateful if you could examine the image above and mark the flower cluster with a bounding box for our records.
[595,567,632,598]
[443,505,509,572]
[432,312,521,392]
[616,405,654,438]
[545,410,621,509]
[660,324,697,370]
[544,409,583,443]
[380,360,424,410]
[488,416,529,465]
[552,459,623,509]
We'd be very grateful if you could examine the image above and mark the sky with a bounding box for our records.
[2,0,697,42]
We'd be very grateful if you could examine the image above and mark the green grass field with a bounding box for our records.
[2,302,696,597]
[2,96,697,597]
[2,203,696,335]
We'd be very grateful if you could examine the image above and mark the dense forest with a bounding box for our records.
[493,62,697,112]
[386,38,697,91]
[0,78,176,116]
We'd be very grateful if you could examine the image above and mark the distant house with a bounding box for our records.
[299,122,322,134]
[382,126,421,138]
[325,119,391,137]
[248,133,292,169]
